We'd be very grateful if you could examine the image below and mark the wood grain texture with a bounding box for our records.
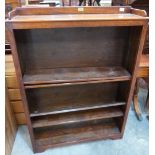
[5,53,13,63]
[5,44,25,125]
[11,101,24,113]
[6,18,36,151]
[32,107,123,128]
[26,82,126,117]
[120,23,148,136]
[34,118,121,152]
[23,67,131,86]
[5,54,25,124]
[5,63,16,76]
[6,7,148,29]
[14,27,130,72]
[6,75,19,89]
[139,54,149,67]
[11,13,147,22]
[8,6,147,17]
[9,6,132,17]
[5,55,16,77]
[30,102,125,117]
[8,89,22,101]
[6,7,148,153]
[137,67,149,77]
[9,20,147,29]
[5,86,17,155]
[130,0,149,120]
[137,54,149,77]
[15,113,26,124]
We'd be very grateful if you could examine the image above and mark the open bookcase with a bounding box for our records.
[6,6,148,153]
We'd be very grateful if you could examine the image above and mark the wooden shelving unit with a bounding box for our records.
[6,6,148,153]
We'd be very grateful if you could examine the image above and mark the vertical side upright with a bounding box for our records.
[5,23,36,152]
[121,22,148,136]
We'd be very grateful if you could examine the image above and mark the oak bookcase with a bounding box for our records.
[6,6,148,153]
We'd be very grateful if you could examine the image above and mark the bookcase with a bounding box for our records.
[6,6,148,153]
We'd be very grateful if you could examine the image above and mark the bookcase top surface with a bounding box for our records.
[6,6,148,29]
[5,6,149,153]
[10,13,146,22]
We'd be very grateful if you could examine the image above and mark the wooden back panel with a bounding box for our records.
[26,82,126,114]
[14,26,130,73]
[6,6,148,152]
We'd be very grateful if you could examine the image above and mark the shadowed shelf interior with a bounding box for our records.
[6,6,148,153]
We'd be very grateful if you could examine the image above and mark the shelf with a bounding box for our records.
[7,6,149,153]
[27,81,127,117]
[32,107,123,128]
[23,66,131,87]
[34,118,121,149]
[30,101,125,117]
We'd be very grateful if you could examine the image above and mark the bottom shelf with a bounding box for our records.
[34,118,121,152]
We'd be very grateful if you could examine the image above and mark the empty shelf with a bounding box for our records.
[30,101,125,117]
[23,66,131,87]
[34,118,121,150]
[32,107,123,128]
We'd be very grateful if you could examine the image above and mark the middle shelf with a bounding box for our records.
[23,66,131,88]
[26,81,128,117]
[31,107,124,128]
[30,101,125,117]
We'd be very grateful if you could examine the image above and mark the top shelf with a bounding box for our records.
[23,66,131,88]
[6,6,148,29]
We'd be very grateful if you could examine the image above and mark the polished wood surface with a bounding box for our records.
[34,118,121,152]
[5,55,16,76]
[11,13,147,21]
[5,1,31,125]
[5,54,26,124]
[27,82,126,117]
[133,54,149,120]
[116,0,149,120]
[6,7,148,153]
[9,6,132,16]
[5,86,17,155]
[139,54,149,67]
[8,89,21,100]
[32,107,124,128]
[11,101,24,113]
[7,6,148,29]
[137,54,149,77]
[15,113,26,124]
[23,67,131,86]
